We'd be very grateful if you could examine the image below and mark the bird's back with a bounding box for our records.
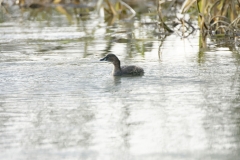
[121,65,144,76]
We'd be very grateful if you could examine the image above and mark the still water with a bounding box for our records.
[0,6,240,160]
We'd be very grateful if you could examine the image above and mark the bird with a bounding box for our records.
[100,54,144,76]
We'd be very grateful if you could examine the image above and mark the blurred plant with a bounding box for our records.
[157,0,174,33]
[0,0,9,14]
[97,0,135,19]
[157,0,196,37]
[14,0,136,24]
[181,0,240,36]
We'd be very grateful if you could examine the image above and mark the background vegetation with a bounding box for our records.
[1,0,240,50]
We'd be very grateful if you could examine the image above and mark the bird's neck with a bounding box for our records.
[113,59,122,75]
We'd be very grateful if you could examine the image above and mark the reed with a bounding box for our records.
[99,0,136,19]
[181,0,240,36]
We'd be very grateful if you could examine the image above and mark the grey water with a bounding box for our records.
[0,6,240,160]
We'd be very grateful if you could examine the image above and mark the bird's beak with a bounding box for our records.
[100,56,107,61]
